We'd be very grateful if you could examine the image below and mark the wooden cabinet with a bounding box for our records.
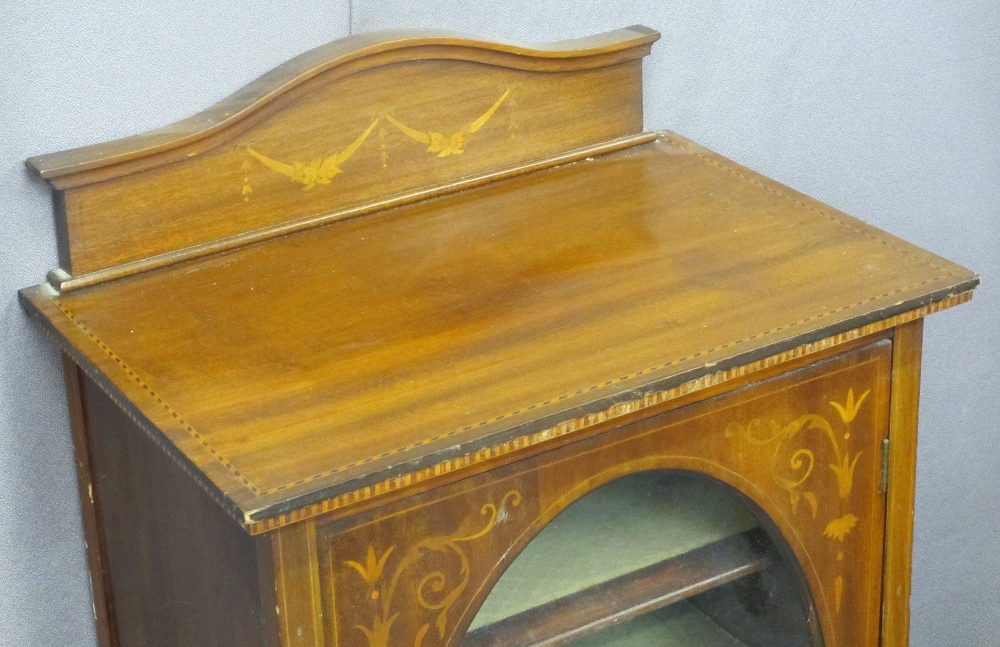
[18,27,977,647]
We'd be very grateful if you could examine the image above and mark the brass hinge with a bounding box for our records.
[880,437,891,494]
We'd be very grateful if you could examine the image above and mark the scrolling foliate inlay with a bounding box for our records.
[241,90,511,199]
[345,490,521,647]
[724,388,869,519]
[725,388,871,614]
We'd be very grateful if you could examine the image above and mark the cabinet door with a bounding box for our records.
[310,340,890,647]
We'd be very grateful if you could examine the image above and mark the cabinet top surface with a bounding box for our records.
[22,133,977,527]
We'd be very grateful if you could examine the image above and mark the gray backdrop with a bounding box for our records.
[1,2,996,645]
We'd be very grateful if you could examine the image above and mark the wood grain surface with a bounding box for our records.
[20,133,977,528]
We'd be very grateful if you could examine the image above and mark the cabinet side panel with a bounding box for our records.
[81,375,274,647]
[63,356,117,647]
[881,319,924,647]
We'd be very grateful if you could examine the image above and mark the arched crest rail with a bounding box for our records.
[26,26,659,284]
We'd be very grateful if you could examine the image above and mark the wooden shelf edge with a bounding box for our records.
[461,528,771,647]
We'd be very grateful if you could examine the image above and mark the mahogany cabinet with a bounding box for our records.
[19,26,977,647]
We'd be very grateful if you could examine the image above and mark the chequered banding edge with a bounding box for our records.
[51,299,263,495]
[244,292,971,534]
[30,307,249,527]
[55,270,956,504]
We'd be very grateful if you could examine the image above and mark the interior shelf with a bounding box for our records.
[572,602,745,647]
[462,473,769,647]
[462,529,768,647]
[557,601,748,647]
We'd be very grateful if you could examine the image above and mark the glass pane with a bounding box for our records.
[462,471,818,647]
